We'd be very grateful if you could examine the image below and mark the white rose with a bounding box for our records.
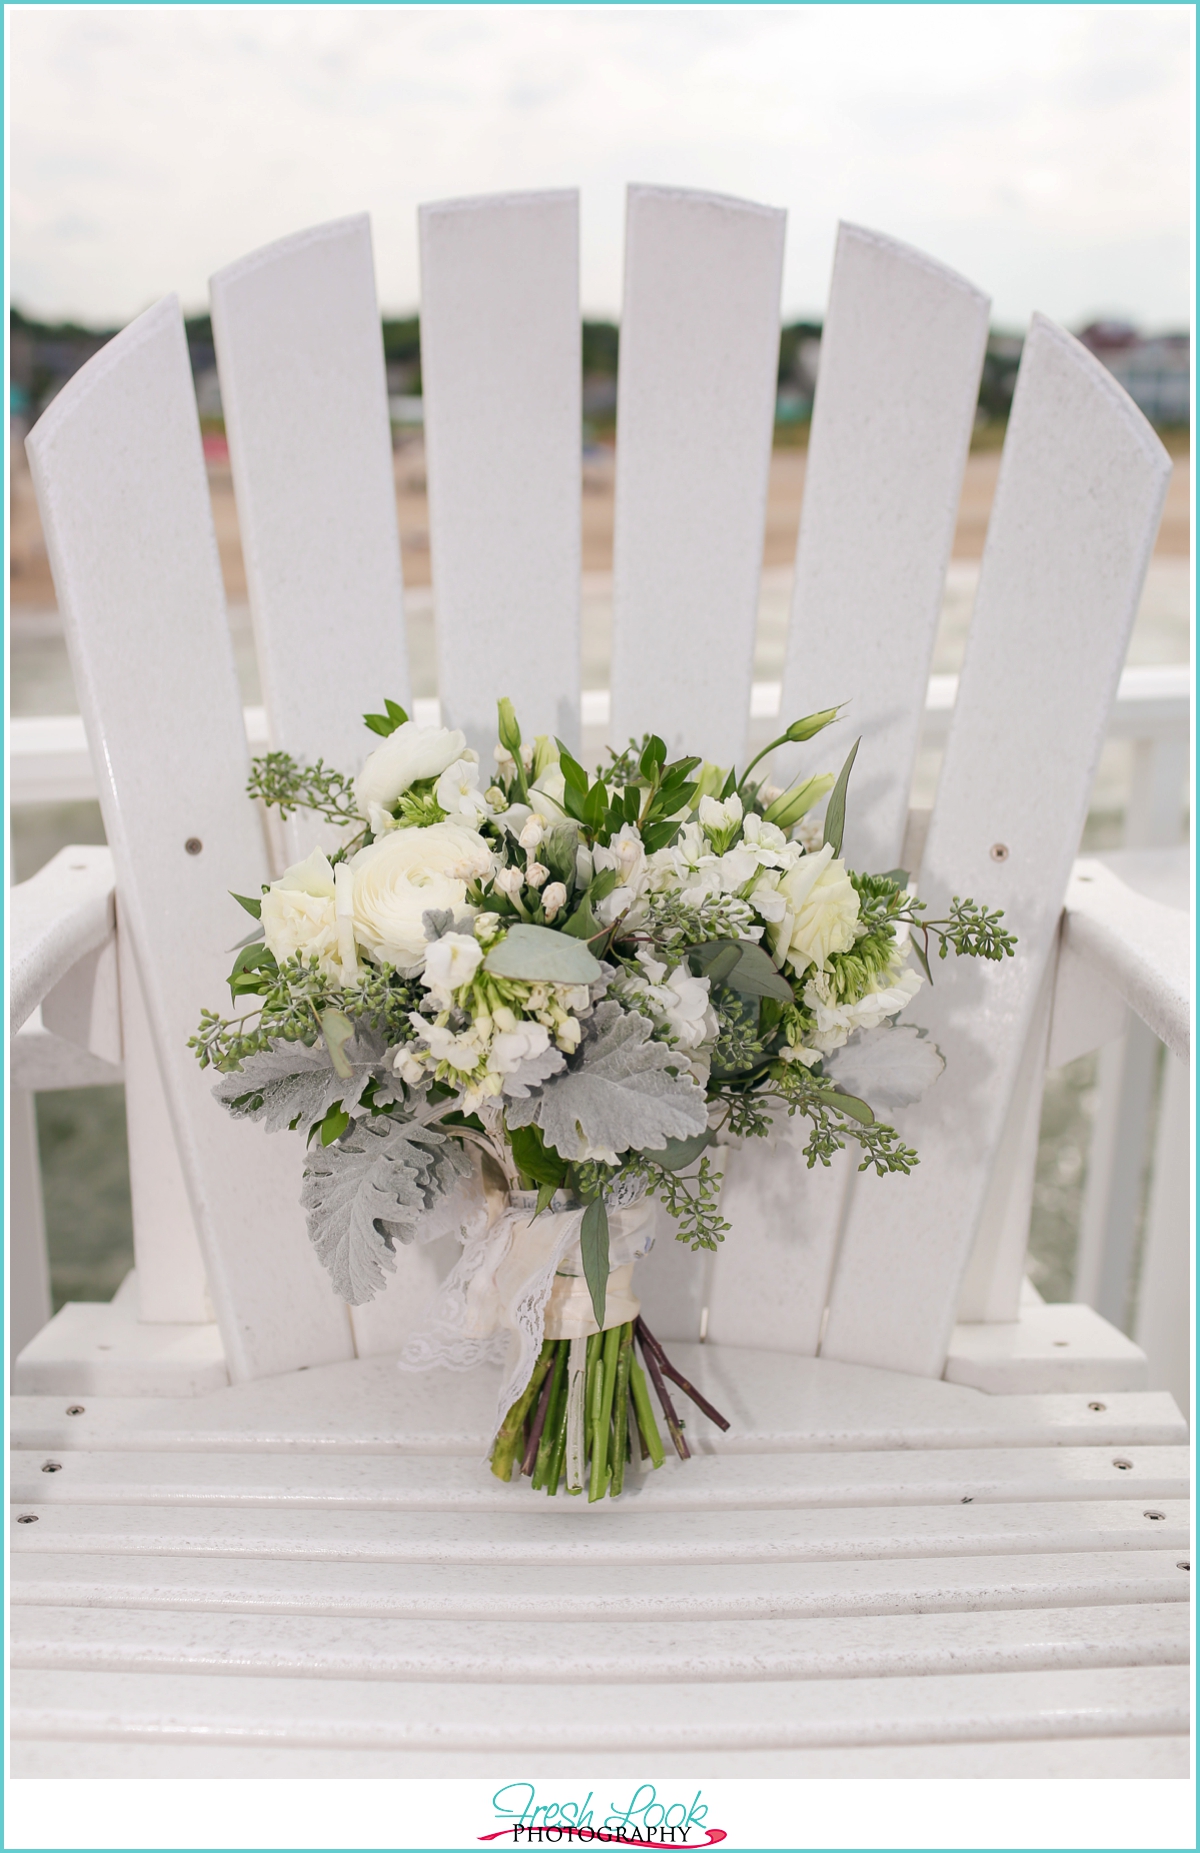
[434,757,489,821]
[354,721,467,820]
[260,848,357,983]
[769,843,860,976]
[351,824,495,972]
[421,931,484,999]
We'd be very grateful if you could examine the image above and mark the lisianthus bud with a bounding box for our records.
[497,698,522,756]
[763,773,834,830]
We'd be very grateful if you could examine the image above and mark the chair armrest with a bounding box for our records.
[10,845,116,1034]
[1063,858,1190,1060]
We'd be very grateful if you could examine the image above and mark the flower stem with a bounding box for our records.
[565,1334,588,1494]
[629,1355,665,1468]
[608,1324,635,1498]
[518,1345,558,1478]
[492,1339,553,1481]
[588,1323,623,1502]
[531,1343,568,1489]
[638,1330,690,1460]
[636,1317,732,1432]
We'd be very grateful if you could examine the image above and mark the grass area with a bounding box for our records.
[35,1088,135,1312]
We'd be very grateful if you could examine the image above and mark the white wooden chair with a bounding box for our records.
[10,189,1190,1776]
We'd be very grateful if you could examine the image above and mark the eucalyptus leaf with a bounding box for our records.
[483,922,602,984]
[821,736,861,859]
[720,940,793,1003]
[828,1086,875,1126]
[320,1008,357,1080]
[580,1196,610,1329]
[638,1129,714,1171]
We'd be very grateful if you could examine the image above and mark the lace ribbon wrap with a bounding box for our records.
[398,1187,654,1440]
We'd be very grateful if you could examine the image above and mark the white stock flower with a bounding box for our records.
[803,963,923,1055]
[410,1013,489,1073]
[392,1045,427,1086]
[541,881,568,921]
[592,824,648,926]
[354,722,466,820]
[260,848,356,982]
[659,966,716,1051]
[421,931,484,999]
[525,862,550,889]
[351,824,494,973]
[489,1019,553,1075]
[740,813,792,865]
[769,843,860,976]
[434,758,489,821]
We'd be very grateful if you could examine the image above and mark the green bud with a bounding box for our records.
[497,697,522,755]
[531,733,559,779]
[763,771,835,829]
[784,706,842,744]
[690,761,728,806]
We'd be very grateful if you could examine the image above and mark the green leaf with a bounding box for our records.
[231,891,262,920]
[878,868,910,888]
[362,697,409,738]
[535,1179,559,1217]
[508,1123,567,1190]
[829,1087,875,1126]
[910,933,934,987]
[318,1101,351,1147]
[559,868,619,941]
[689,941,744,987]
[483,922,602,984]
[227,942,277,1000]
[320,1008,356,1080]
[638,1129,713,1171]
[556,741,589,794]
[821,736,861,858]
[580,1196,610,1330]
[640,818,683,855]
[689,939,793,1003]
[639,735,666,777]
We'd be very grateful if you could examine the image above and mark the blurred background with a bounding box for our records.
[8,7,1191,1333]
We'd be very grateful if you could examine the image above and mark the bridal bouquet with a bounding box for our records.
[192,697,1015,1500]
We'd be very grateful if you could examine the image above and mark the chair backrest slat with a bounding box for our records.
[419,190,581,753]
[25,300,356,1381]
[709,225,990,1356]
[609,185,785,765]
[210,216,408,863]
[822,317,1171,1377]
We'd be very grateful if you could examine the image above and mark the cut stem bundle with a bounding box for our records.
[490,1320,731,1499]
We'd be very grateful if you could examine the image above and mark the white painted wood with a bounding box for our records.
[715,227,988,1356]
[1064,861,1190,1059]
[956,954,1055,1323]
[823,317,1173,1379]
[1126,733,1190,848]
[13,1547,1190,1624]
[419,191,581,752]
[9,1349,1188,1456]
[609,185,785,764]
[1049,921,1127,1069]
[12,1443,1186,1513]
[10,1088,53,1369]
[12,1602,1185,1684]
[11,1735,1188,1778]
[1083,1015,1163,1330]
[10,845,115,1033]
[774,224,989,871]
[117,910,210,1325]
[24,298,355,1381]
[210,214,409,862]
[1134,1054,1192,1417]
[13,1303,227,1399]
[9,1663,1189,1750]
[11,1499,1189,1565]
[38,921,121,1069]
[945,1304,1149,1395]
[11,1010,123,1092]
[12,665,1187,807]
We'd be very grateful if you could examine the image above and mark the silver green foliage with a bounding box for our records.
[820,1023,945,1110]
[506,1002,707,1162]
[211,1029,388,1135]
[301,1115,472,1304]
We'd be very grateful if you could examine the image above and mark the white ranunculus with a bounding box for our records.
[354,721,467,820]
[260,848,355,982]
[351,824,495,973]
[769,843,861,977]
[422,931,484,999]
[434,758,489,821]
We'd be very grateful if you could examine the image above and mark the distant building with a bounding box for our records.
[1079,325,1190,427]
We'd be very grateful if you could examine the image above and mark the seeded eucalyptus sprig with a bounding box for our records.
[247,750,361,829]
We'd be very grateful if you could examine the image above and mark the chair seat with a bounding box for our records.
[11,1346,1189,1776]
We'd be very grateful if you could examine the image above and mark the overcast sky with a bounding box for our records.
[8,5,1193,331]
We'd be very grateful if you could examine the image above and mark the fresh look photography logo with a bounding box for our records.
[480,1785,726,1847]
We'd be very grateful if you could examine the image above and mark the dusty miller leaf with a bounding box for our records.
[821,1023,945,1110]
[500,1040,568,1098]
[212,1026,390,1135]
[301,1115,471,1304]
[505,1002,707,1161]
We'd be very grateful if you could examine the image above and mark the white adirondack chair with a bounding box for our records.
[10,189,1191,1777]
